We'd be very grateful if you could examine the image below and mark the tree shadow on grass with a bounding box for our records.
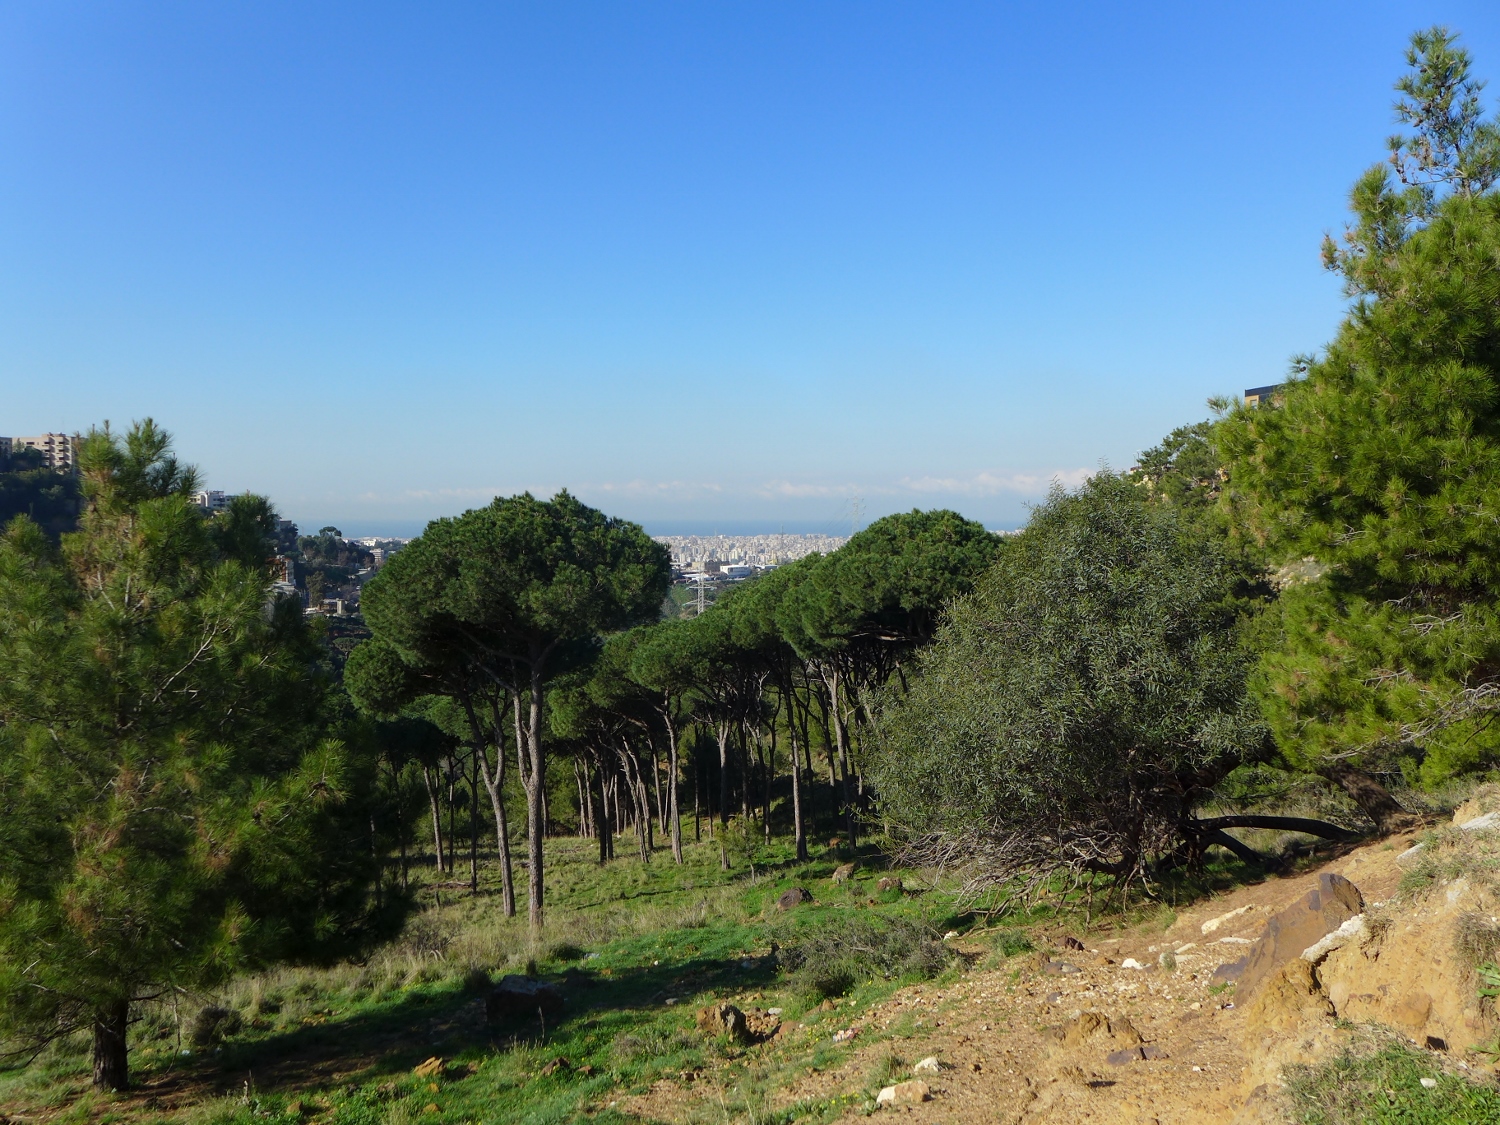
[121,952,784,1107]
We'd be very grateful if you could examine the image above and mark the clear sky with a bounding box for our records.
[4,3,1497,536]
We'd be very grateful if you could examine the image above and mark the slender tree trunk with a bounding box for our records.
[789,704,807,861]
[649,739,665,835]
[92,999,129,1091]
[468,763,479,893]
[445,766,458,874]
[663,699,683,863]
[623,745,650,862]
[694,735,701,842]
[421,765,447,874]
[823,666,857,845]
[574,758,589,838]
[760,723,773,841]
[525,666,547,930]
[716,721,732,827]
[467,696,517,917]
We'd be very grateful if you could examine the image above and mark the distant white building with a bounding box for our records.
[5,433,76,472]
[191,490,231,513]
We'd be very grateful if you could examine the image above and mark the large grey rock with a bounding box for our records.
[1238,873,1364,998]
[485,975,564,1022]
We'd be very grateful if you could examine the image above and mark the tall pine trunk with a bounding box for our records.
[92,998,129,1091]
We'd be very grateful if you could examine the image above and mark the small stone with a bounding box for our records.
[777,887,812,911]
[832,1027,858,1043]
[1121,958,1146,970]
[1460,812,1500,832]
[875,1080,931,1106]
[877,876,903,893]
[1421,1077,1438,1088]
[412,1057,444,1078]
[539,1057,571,1076]
[1061,936,1085,951]
[831,862,856,884]
[696,1003,753,1044]
[912,1056,941,1074]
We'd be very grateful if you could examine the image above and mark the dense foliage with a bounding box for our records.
[870,474,1270,898]
[0,423,389,1090]
[1219,30,1500,808]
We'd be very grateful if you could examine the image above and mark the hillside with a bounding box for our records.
[7,793,1500,1124]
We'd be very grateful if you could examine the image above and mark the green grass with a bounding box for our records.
[1284,1039,1500,1124]
[0,834,977,1125]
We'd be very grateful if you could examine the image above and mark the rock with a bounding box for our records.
[695,1003,752,1043]
[1212,956,1249,983]
[877,876,903,893]
[831,862,856,884]
[832,1027,858,1043]
[1241,958,1333,1036]
[777,887,812,910]
[875,1080,931,1106]
[1394,990,1433,1029]
[1459,812,1500,832]
[1301,914,1365,963]
[912,1056,942,1074]
[1061,936,1085,950]
[744,1008,782,1040]
[485,976,564,1022]
[1201,904,1257,935]
[1107,1043,1168,1064]
[412,1057,444,1078]
[1040,958,1081,975]
[1237,873,1364,998]
[539,1057,571,1076]
[1120,958,1146,970]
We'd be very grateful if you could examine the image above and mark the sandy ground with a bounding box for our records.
[622,832,1422,1124]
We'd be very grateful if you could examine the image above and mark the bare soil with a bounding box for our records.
[622,831,1425,1124]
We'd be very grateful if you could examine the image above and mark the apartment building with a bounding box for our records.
[4,432,76,472]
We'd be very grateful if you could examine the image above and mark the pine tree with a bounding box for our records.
[0,421,370,1090]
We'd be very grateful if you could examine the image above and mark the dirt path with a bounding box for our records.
[624,832,1420,1124]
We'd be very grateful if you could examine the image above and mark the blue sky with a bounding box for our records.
[4,3,1497,536]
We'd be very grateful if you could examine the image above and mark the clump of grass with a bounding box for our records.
[1454,913,1500,974]
[611,1025,696,1063]
[777,916,953,1000]
[991,928,1033,958]
[867,1048,906,1087]
[1283,1038,1500,1124]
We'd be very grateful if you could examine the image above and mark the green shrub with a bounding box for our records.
[777,916,953,1000]
[991,929,1034,958]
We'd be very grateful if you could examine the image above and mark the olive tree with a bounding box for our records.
[870,474,1337,905]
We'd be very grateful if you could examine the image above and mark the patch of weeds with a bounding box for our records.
[777,916,953,1001]
[188,1006,242,1048]
[866,1048,906,1087]
[990,928,1034,958]
[611,1025,697,1063]
[1284,1038,1500,1124]
[1454,914,1500,974]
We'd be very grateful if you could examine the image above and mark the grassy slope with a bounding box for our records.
[0,835,972,1125]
